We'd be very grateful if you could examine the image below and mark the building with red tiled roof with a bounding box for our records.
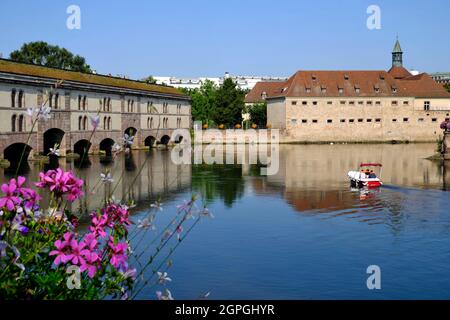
[258,39,450,142]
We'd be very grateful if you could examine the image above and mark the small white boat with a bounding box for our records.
[348,163,383,188]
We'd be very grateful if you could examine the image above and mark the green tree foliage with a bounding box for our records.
[444,83,450,93]
[142,76,157,84]
[248,102,267,127]
[181,80,217,125]
[10,41,92,73]
[213,78,245,127]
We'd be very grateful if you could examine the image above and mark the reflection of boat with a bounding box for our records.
[348,163,383,188]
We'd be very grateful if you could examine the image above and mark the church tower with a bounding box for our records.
[392,38,403,67]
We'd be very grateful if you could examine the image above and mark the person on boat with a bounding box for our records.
[369,170,377,178]
[360,170,366,179]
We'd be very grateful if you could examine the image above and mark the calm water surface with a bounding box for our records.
[2,143,450,299]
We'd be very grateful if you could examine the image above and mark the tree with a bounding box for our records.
[248,102,267,127]
[213,78,245,127]
[10,41,92,73]
[142,76,157,84]
[181,80,217,125]
[445,83,450,93]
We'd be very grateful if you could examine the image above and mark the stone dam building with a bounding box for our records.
[245,40,450,143]
[0,59,191,165]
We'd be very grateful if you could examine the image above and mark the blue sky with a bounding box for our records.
[0,0,449,78]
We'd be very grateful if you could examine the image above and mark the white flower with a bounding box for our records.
[123,134,134,146]
[156,289,174,300]
[200,207,214,219]
[176,226,183,241]
[112,143,122,154]
[26,107,35,118]
[100,172,114,183]
[161,229,172,242]
[157,271,172,285]
[90,115,100,129]
[48,144,60,157]
[150,201,163,211]
[121,268,137,280]
[37,105,52,121]
[137,217,155,230]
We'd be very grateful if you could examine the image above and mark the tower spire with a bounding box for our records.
[392,38,403,67]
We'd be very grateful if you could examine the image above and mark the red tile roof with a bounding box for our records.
[244,81,286,103]
[388,66,412,79]
[245,69,450,100]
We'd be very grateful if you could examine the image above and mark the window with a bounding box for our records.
[349,101,355,105]
[358,119,363,123]
[147,101,154,113]
[418,118,424,122]
[305,88,311,93]
[108,117,112,130]
[163,102,168,113]
[321,87,327,94]
[11,115,17,132]
[54,93,59,109]
[349,119,355,123]
[340,119,346,123]
[312,101,318,106]
[392,101,398,106]
[432,118,437,122]
[291,119,297,124]
[340,101,346,105]
[177,117,181,128]
[367,101,372,105]
[327,119,333,123]
[392,86,397,93]
[78,116,83,130]
[11,89,16,108]
[302,101,307,105]
[392,119,397,122]
[291,101,297,106]
[312,119,318,123]
[338,88,344,94]
[358,101,364,105]
[302,119,307,123]
[83,116,88,130]
[82,96,87,110]
[261,91,267,100]
[403,118,409,122]
[367,119,372,122]
[49,93,53,108]
[375,118,381,123]
[424,101,430,111]
[18,90,24,108]
[103,117,107,130]
[327,101,332,105]
[344,74,349,80]
[375,101,381,106]
[18,115,24,132]
[107,98,111,112]
[78,95,82,110]
[355,87,360,94]
[177,104,182,114]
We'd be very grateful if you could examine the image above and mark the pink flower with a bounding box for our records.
[0,180,22,211]
[64,239,86,266]
[36,169,84,202]
[49,239,70,266]
[89,214,108,238]
[108,240,128,271]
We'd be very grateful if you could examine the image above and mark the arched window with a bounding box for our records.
[107,98,111,112]
[150,117,153,129]
[18,90,24,108]
[54,93,59,109]
[78,95,82,110]
[78,116,83,131]
[11,89,16,108]
[103,117,107,130]
[83,96,87,110]
[108,117,112,130]
[83,116,88,130]
[11,115,17,132]
[49,93,53,108]
[18,115,24,132]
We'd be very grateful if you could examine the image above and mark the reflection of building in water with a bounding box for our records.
[0,150,192,214]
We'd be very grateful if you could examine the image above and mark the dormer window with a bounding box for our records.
[311,74,317,81]
[305,87,311,93]
[344,74,349,80]
[261,91,267,100]
[374,85,380,93]
[354,85,360,94]
[391,86,398,93]
[338,87,344,94]
[321,85,327,93]
[379,74,385,80]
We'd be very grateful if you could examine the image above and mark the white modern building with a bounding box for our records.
[154,72,287,91]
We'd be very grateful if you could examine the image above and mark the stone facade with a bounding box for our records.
[0,59,191,162]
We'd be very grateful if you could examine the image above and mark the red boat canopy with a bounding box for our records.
[360,163,383,167]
